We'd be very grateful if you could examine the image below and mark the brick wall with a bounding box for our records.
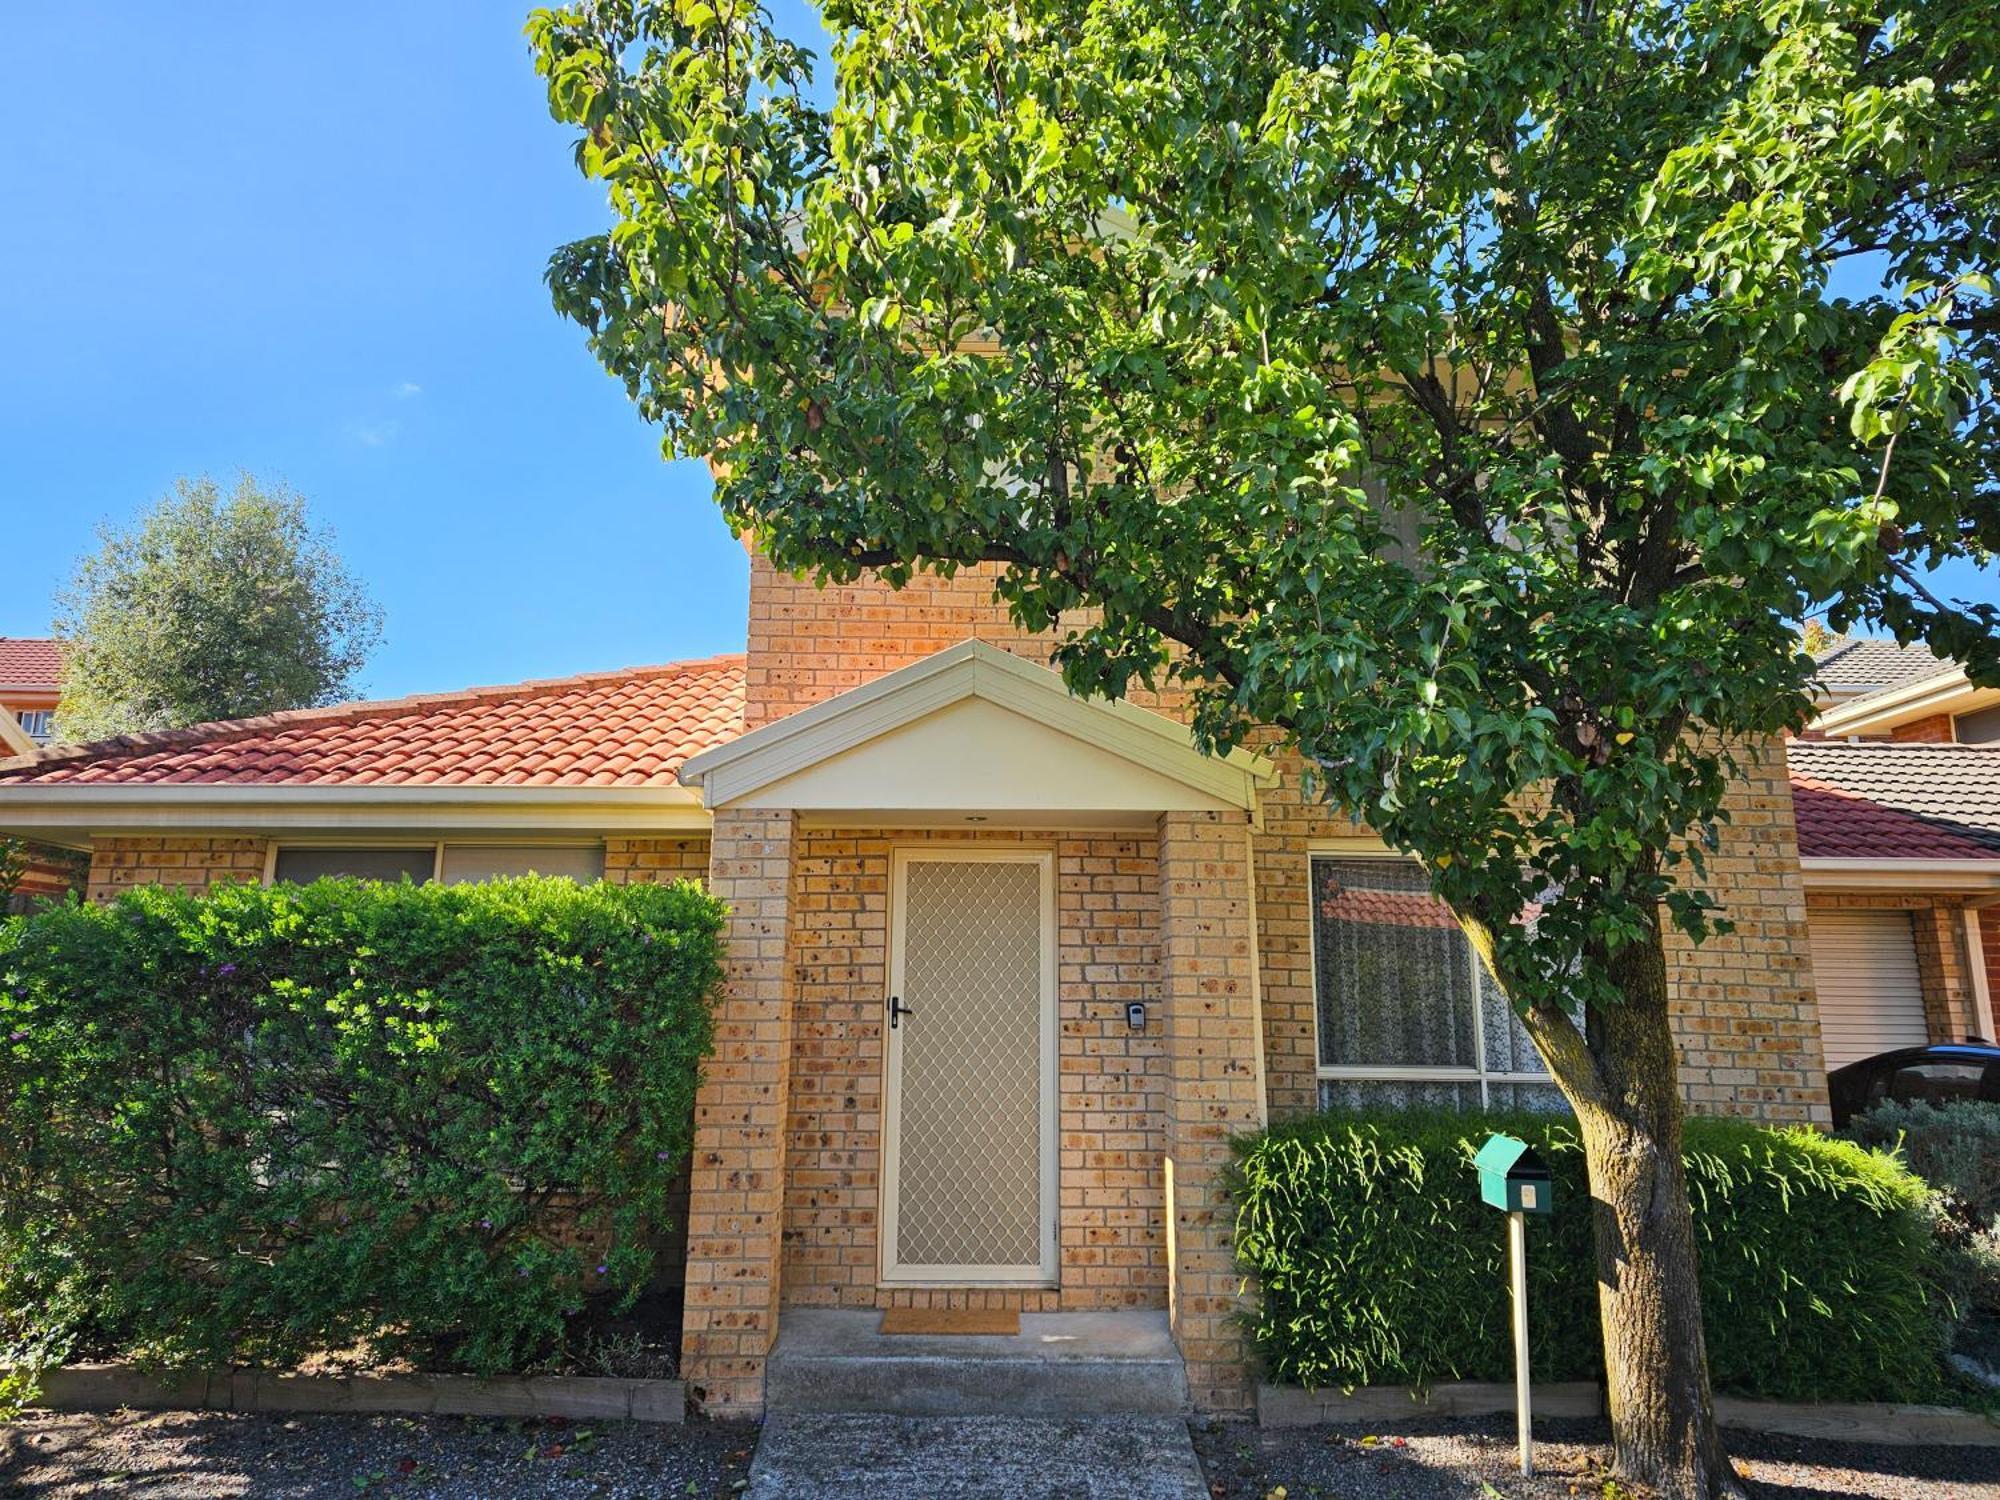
[86,836,269,901]
[780,825,1167,1313]
[1810,890,1984,1042]
[1887,714,1956,744]
[1661,738,1828,1123]
[679,809,799,1418]
[744,551,1183,729]
[605,835,712,886]
[1157,809,1264,1413]
[746,554,1059,729]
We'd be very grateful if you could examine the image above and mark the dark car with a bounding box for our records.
[1827,1040,2000,1128]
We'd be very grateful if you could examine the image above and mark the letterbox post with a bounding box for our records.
[1473,1133,1554,1478]
[1509,1205,1531,1475]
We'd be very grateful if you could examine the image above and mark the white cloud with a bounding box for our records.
[349,419,401,448]
[393,381,423,399]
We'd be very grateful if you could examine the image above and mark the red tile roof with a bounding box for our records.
[0,637,63,689]
[1318,884,1462,931]
[1788,740,2000,861]
[0,655,746,789]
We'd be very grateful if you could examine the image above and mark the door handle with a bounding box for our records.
[888,994,915,1030]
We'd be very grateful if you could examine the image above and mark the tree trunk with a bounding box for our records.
[1571,910,1747,1500]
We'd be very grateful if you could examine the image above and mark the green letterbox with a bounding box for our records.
[1474,1134,1554,1215]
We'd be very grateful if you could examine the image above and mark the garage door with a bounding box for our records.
[1808,910,1930,1068]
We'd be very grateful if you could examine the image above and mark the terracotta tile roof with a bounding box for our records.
[1788,739,2000,861]
[0,655,746,789]
[0,637,63,689]
[1317,884,1462,931]
[1811,635,1954,696]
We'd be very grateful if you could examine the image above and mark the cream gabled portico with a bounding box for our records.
[672,640,1277,1416]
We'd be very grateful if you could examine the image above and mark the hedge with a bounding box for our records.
[1230,1110,1950,1403]
[1847,1099,2000,1229]
[0,875,724,1386]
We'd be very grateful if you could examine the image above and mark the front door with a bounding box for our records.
[882,848,1057,1284]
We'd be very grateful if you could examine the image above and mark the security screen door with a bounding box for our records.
[882,849,1058,1284]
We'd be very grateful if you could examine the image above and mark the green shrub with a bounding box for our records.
[1231,1110,1948,1402]
[1846,1098,2000,1229]
[0,875,723,1384]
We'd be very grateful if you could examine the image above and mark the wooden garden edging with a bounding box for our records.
[1257,1382,2000,1446]
[29,1364,685,1425]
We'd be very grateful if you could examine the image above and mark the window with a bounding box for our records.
[438,844,605,885]
[14,709,53,742]
[1310,854,1563,1112]
[1955,704,2000,745]
[271,843,606,886]
[273,847,438,884]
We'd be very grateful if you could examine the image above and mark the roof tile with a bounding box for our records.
[1811,635,1955,696]
[0,637,62,689]
[1788,739,2000,861]
[0,655,746,789]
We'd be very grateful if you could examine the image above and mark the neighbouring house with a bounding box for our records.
[0,551,1830,1416]
[0,636,62,753]
[0,636,80,907]
[1789,636,2000,1074]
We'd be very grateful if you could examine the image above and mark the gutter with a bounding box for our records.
[0,784,713,841]
[1811,666,1999,737]
[1799,855,2000,891]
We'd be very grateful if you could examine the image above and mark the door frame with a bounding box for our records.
[880,845,1059,1286]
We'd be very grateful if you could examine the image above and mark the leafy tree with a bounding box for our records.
[529,0,1997,1493]
[54,476,382,741]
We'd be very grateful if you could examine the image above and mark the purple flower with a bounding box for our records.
[516,1267,530,1278]
[8,1030,26,1043]
[595,1263,607,1276]
[655,1151,670,1161]
[640,933,653,945]
[479,1218,494,1231]
[217,963,237,978]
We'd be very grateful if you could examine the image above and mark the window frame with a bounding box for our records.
[14,708,54,742]
[263,838,607,887]
[1305,841,1552,1109]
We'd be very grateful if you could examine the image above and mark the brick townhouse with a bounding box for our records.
[0,549,1878,1416]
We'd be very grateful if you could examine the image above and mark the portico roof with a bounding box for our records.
[678,639,1276,825]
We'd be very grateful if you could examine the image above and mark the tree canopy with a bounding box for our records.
[533,0,1995,1024]
[532,2,1995,1488]
[54,475,382,741]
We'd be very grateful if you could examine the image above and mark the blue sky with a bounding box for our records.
[0,2,826,698]
[0,4,1989,700]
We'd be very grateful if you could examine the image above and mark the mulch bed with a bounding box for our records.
[1190,1414,2000,1500]
[0,1409,756,1499]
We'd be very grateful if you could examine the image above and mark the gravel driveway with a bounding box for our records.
[1192,1414,2000,1500]
[5,1408,1997,1498]
[0,1409,757,1498]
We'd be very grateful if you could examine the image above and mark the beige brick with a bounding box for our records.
[86,836,268,903]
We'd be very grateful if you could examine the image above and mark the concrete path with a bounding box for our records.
[745,1412,1210,1499]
